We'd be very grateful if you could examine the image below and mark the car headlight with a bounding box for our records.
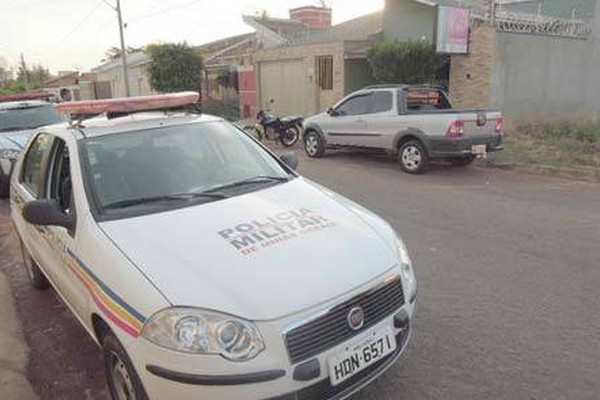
[141,307,265,361]
[0,149,20,160]
[396,235,416,301]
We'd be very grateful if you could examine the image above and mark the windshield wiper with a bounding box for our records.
[103,192,228,210]
[204,175,291,193]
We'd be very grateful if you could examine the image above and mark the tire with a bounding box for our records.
[103,332,149,400]
[19,239,50,290]
[450,155,476,167]
[281,125,300,147]
[304,131,325,158]
[0,169,9,199]
[398,139,429,174]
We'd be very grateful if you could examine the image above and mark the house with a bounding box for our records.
[44,71,106,101]
[92,52,155,98]
[383,0,600,124]
[252,10,383,116]
[197,7,335,119]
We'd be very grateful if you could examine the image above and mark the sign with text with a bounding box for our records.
[436,6,470,54]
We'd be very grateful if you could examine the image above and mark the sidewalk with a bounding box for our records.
[0,202,37,400]
[0,271,37,400]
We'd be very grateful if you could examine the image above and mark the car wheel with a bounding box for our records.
[304,131,325,158]
[450,155,476,167]
[103,332,149,400]
[0,169,9,199]
[19,239,50,290]
[399,140,429,174]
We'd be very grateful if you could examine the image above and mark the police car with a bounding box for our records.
[10,93,417,400]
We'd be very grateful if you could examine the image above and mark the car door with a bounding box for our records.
[41,137,90,320]
[362,90,398,148]
[321,93,371,146]
[12,132,57,283]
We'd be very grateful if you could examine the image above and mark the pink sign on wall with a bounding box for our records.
[436,6,470,54]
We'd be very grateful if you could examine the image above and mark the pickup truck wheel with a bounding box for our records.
[19,239,50,290]
[450,155,476,167]
[304,131,325,158]
[399,140,429,174]
[103,332,149,400]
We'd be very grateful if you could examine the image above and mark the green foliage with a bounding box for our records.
[146,43,203,93]
[1,61,49,94]
[367,40,438,84]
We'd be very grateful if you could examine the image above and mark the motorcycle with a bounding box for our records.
[244,109,303,147]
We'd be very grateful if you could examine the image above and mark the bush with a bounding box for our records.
[146,43,203,93]
[367,40,439,84]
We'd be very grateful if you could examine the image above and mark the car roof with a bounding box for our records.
[0,100,51,110]
[75,112,225,139]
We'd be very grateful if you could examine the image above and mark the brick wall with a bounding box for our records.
[449,25,496,109]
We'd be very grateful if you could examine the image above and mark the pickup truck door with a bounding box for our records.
[362,90,403,148]
[321,93,370,146]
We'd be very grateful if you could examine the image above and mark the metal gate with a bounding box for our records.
[258,60,309,116]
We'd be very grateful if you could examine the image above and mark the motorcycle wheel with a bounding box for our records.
[281,125,300,147]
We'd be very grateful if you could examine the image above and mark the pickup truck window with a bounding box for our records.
[406,90,452,112]
[368,91,393,114]
[336,94,370,116]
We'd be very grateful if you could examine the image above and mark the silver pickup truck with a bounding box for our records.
[302,85,503,174]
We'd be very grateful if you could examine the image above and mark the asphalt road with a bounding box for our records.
[1,149,599,400]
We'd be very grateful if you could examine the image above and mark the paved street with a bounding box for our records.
[1,150,599,400]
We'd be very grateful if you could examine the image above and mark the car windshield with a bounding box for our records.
[82,120,293,218]
[0,104,64,133]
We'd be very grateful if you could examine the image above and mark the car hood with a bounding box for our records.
[0,129,34,151]
[99,178,399,320]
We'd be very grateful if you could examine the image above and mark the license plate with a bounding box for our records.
[328,327,396,386]
[472,144,487,155]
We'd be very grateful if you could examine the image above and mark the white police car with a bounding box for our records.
[10,93,416,400]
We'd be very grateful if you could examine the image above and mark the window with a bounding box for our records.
[316,56,333,91]
[48,139,73,214]
[20,133,53,196]
[336,95,370,116]
[406,89,452,112]
[368,91,393,114]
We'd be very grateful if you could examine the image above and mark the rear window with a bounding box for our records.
[0,104,63,133]
[406,90,452,112]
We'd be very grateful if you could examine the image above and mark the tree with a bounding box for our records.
[367,40,439,85]
[102,46,144,62]
[145,43,203,93]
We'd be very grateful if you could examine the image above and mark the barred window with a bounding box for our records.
[316,56,333,90]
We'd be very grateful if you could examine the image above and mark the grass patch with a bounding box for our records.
[493,122,600,175]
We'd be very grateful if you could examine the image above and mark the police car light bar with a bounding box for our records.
[0,90,52,103]
[55,92,200,115]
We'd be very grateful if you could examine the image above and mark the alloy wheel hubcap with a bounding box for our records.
[306,136,318,155]
[110,352,135,400]
[402,146,422,170]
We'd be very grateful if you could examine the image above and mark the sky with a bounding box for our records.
[0,0,384,74]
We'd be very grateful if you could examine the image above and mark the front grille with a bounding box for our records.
[267,329,409,400]
[284,277,404,365]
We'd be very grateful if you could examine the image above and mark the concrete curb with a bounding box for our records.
[0,271,38,400]
[480,160,600,182]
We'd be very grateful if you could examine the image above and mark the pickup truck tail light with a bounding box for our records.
[495,117,504,134]
[446,120,465,138]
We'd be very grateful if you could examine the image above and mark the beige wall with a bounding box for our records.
[255,41,345,116]
[449,25,496,110]
[95,63,155,98]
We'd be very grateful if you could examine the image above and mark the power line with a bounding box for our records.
[55,0,105,46]
[128,0,205,23]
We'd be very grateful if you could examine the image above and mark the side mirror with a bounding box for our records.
[280,153,299,170]
[22,199,75,232]
[327,107,338,117]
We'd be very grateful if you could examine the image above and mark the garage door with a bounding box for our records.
[259,60,310,116]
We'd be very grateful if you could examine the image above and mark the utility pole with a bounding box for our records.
[116,0,130,97]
